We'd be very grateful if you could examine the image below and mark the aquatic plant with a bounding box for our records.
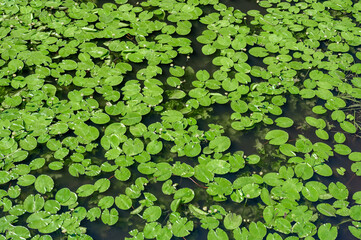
[1,0,361,239]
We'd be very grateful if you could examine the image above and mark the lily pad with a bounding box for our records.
[265,130,289,145]
[209,136,231,153]
[35,175,54,194]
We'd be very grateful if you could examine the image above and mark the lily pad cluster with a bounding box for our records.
[1,0,361,239]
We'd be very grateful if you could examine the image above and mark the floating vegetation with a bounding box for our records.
[2,0,361,239]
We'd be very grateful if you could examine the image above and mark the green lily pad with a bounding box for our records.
[209,136,231,153]
[349,152,361,161]
[206,160,231,175]
[184,142,202,157]
[265,130,289,145]
[224,213,242,230]
[115,194,132,210]
[318,223,338,240]
[317,203,336,217]
[275,117,294,128]
[101,208,119,226]
[146,140,163,155]
[35,175,54,194]
[161,110,183,123]
[59,60,77,71]
[76,184,96,197]
[350,205,361,221]
[143,206,162,222]
[340,121,357,133]
[174,188,194,203]
[122,138,144,156]
[208,228,229,240]
[91,112,110,124]
[249,47,269,57]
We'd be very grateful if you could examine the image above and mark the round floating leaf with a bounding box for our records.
[299,89,315,99]
[352,162,361,176]
[184,142,201,157]
[265,130,289,145]
[20,136,37,151]
[340,121,356,133]
[48,161,64,171]
[115,194,132,210]
[121,112,142,126]
[35,175,54,194]
[168,90,186,99]
[317,203,336,217]
[171,215,193,237]
[144,222,162,239]
[146,140,163,155]
[0,171,11,184]
[89,47,109,58]
[316,129,329,140]
[314,164,333,177]
[349,152,361,162]
[169,66,185,77]
[208,228,229,240]
[249,47,269,57]
[206,160,231,175]
[196,70,210,81]
[101,208,119,226]
[60,60,77,71]
[306,116,326,129]
[328,182,348,200]
[224,213,242,230]
[24,194,44,213]
[334,144,351,155]
[194,165,214,183]
[350,205,361,220]
[334,132,346,143]
[295,163,313,180]
[104,76,123,86]
[279,144,298,157]
[231,100,248,113]
[274,218,292,234]
[76,184,96,197]
[114,167,131,181]
[44,200,60,214]
[94,178,111,193]
[331,110,345,122]
[86,207,101,222]
[275,117,294,128]
[176,20,192,35]
[17,174,36,186]
[55,188,71,204]
[202,44,216,55]
[98,196,114,209]
[302,182,320,202]
[91,112,110,124]
[318,223,338,240]
[243,183,261,199]
[174,188,194,203]
[122,138,144,156]
[209,136,231,152]
[143,206,162,222]
[161,110,183,123]
[312,105,327,115]
[246,154,260,164]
